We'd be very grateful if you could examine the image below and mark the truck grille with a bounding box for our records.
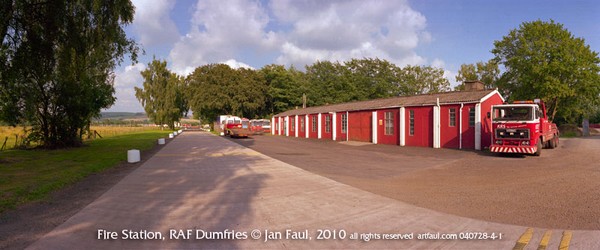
[495,128,529,140]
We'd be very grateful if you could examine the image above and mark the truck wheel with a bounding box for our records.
[534,139,542,156]
[555,136,559,147]
[548,137,556,149]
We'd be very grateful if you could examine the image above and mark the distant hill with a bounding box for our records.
[98,112,147,120]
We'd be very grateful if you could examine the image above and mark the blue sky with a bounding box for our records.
[107,0,600,112]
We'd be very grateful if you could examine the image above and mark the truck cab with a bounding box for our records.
[490,100,559,156]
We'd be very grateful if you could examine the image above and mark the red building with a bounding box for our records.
[272,82,504,150]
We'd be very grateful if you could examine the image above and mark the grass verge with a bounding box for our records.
[560,131,578,138]
[0,129,170,213]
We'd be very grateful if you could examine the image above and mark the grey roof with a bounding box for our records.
[274,90,499,117]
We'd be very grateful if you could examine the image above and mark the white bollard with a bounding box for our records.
[173,131,178,136]
[127,149,140,163]
[169,133,174,138]
[178,129,182,133]
[158,138,165,145]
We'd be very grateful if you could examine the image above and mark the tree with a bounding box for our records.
[492,20,600,122]
[260,64,305,115]
[234,68,267,119]
[186,64,268,123]
[135,59,186,130]
[454,60,500,90]
[0,0,139,148]
[396,65,450,95]
[344,58,399,100]
[304,61,354,106]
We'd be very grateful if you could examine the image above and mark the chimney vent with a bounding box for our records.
[463,81,485,91]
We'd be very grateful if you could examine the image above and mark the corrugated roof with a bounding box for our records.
[274,89,498,117]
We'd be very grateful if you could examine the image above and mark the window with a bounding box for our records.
[325,115,331,133]
[409,110,414,136]
[300,117,305,132]
[341,113,348,133]
[283,118,287,133]
[449,108,456,127]
[469,108,475,127]
[384,111,394,135]
[312,116,317,132]
[290,117,295,131]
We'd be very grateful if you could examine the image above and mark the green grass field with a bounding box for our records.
[0,129,170,213]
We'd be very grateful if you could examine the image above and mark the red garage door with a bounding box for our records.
[405,107,433,147]
[348,111,372,142]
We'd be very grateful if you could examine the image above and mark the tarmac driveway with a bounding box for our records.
[28,132,599,249]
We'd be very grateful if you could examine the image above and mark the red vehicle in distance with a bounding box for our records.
[218,115,251,138]
[249,119,271,134]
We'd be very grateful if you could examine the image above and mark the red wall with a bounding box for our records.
[348,110,372,142]
[308,114,318,139]
[321,113,333,140]
[461,104,476,149]
[298,115,306,137]
[274,117,280,135]
[335,112,347,141]
[405,106,433,147]
[440,105,461,148]
[480,93,504,149]
[377,109,399,145]
[288,116,295,137]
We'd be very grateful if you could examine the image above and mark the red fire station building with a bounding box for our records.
[271,82,504,150]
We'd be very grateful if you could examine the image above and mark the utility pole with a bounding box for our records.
[302,93,307,108]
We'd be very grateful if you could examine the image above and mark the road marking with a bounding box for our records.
[537,230,552,250]
[559,230,572,250]
[513,228,533,250]
[512,229,572,250]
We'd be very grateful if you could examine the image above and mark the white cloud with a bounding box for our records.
[431,58,445,68]
[221,59,254,70]
[431,58,458,88]
[167,0,430,73]
[114,63,146,88]
[107,63,146,112]
[169,0,279,75]
[271,0,429,67]
[131,0,179,46]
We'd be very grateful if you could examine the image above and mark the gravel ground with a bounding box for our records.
[231,135,600,230]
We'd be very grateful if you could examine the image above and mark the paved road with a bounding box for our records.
[232,134,600,230]
[28,132,600,249]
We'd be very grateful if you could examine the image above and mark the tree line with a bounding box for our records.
[1,1,598,151]
[139,21,599,129]
[135,58,453,126]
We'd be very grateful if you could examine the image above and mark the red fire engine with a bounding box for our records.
[490,99,559,156]
[218,115,251,138]
[249,119,271,134]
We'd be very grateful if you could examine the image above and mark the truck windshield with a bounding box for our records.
[493,106,533,121]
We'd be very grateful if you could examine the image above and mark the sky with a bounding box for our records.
[107,0,600,112]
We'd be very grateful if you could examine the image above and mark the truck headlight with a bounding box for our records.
[522,141,529,145]
[495,140,502,145]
